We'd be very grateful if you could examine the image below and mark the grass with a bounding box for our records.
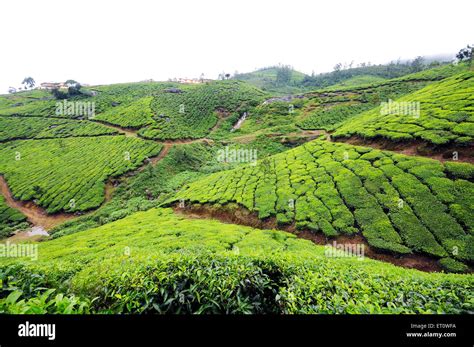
[0,208,472,314]
[169,139,474,267]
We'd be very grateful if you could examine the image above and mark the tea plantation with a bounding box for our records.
[0,116,118,141]
[0,208,472,314]
[0,195,28,239]
[0,136,162,212]
[236,63,469,137]
[170,139,474,268]
[138,80,266,140]
[333,71,474,145]
[0,64,472,315]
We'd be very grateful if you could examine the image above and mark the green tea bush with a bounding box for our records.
[170,140,473,264]
[1,208,472,314]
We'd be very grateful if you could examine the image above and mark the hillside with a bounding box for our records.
[1,208,472,314]
[169,139,474,271]
[333,71,474,147]
[233,66,308,94]
[229,63,469,143]
[233,62,448,95]
[0,80,267,140]
[0,60,473,317]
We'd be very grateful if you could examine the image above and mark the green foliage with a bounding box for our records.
[94,97,154,128]
[0,289,90,314]
[234,66,307,94]
[0,137,162,212]
[444,161,474,180]
[139,80,265,140]
[299,103,374,130]
[0,116,118,141]
[0,195,28,238]
[333,72,474,145]
[439,258,469,273]
[1,208,472,314]
[170,140,473,263]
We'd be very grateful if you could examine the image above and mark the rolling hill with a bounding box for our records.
[0,60,473,315]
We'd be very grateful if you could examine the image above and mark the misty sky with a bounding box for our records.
[1,0,472,93]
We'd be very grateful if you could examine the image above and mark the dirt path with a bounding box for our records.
[172,204,448,273]
[90,120,139,137]
[0,176,74,231]
[332,136,474,164]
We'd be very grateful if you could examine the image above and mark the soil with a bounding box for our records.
[333,135,474,164]
[0,176,75,231]
[172,203,454,273]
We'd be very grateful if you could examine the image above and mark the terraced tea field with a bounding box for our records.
[93,97,155,128]
[0,208,471,314]
[333,72,474,145]
[139,81,266,140]
[170,139,473,271]
[0,64,472,318]
[0,116,118,141]
[0,194,28,238]
[0,136,162,213]
[237,63,470,137]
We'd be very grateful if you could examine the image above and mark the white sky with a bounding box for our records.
[1,0,473,93]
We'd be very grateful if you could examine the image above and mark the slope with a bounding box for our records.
[333,71,474,147]
[168,139,474,270]
[0,208,472,314]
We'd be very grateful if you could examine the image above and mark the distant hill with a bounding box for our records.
[234,60,453,95]
[233,66,308,95]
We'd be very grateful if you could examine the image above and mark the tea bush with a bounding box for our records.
[170,140,474,265]
[0,208,472,314]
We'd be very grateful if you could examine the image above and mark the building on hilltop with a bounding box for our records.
[38,82,68,90]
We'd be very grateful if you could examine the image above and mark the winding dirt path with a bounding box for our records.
[90,120,139,137]
[0,176,74,231]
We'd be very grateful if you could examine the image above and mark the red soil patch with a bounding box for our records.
[173,203,450,273]
[333,135,474,164]
[0,176,74,231]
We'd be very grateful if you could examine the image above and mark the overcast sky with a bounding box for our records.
[1,0,472,93]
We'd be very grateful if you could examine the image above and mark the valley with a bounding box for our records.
[0,60,472,315]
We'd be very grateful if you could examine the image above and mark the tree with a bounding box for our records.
[456,45,473,67]
[21,77,35,89]
[68,82,82,96]
[333,63,342,72]
[65,80,79,87]
[51,87,67,100]
[411,56,425,72]
[276,65,292,85]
